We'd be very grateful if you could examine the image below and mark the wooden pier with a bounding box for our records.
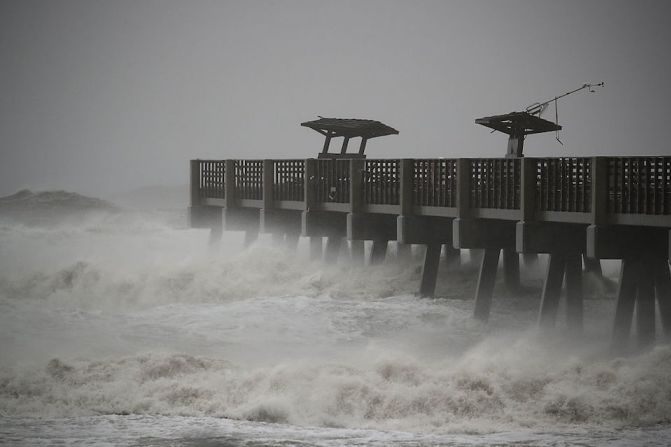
[189,156,671,349]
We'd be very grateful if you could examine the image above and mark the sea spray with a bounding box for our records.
[1,194,670,442]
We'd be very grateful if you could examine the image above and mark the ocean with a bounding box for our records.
[1,191,670,446]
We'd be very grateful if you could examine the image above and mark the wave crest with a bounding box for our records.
[3,347,671,433]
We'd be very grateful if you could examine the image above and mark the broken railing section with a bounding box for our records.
[189,157,671,349]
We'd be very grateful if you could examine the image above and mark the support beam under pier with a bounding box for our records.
[310,236,323,261]
[350,239,365,264]
[536,252,585,332]
[564,253,584,333]
[538,253,566,329]
[397,215,454,298]
[588,225,670,349]
[419,243,442,298]
[637,257,656,348]
[473,248,501,321]
[370,239,388,265]
[454,218,517,320]
[502,248,520,292]
[347,213,396,265]
[396,242,412,262]
[324,236,342,264]
[611,258,639,351]
[611,256,669,351]
[654,259,671,338]
[302,210,346,262]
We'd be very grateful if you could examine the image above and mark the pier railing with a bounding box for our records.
[191,156,671,228]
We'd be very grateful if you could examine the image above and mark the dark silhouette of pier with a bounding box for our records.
[188,118,671,350]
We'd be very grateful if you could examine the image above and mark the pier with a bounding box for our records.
[189,119,671,349]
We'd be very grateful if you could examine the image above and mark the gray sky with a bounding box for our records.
[1,0,670,197]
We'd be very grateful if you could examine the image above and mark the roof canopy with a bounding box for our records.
[302,117,399,159]
[475,111,561,136]
[301,118,399,139]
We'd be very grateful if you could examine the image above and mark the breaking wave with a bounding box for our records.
[2,344,671,433]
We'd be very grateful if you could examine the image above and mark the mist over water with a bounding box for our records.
[1,190,671,445]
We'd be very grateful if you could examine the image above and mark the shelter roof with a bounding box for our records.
[475,111,561,136]
[301,117,399,139]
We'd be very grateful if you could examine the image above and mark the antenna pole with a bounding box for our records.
[526,82,604,116]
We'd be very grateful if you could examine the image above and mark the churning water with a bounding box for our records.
[1,190,670,446]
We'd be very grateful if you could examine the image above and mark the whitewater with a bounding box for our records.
[1,191,670,446]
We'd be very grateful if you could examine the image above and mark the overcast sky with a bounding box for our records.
[1,0,670,197]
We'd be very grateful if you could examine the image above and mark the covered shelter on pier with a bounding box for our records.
[476,111,561,158]
[301,117,399,159]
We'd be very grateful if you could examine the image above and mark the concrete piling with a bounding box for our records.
[538,253,565,329]
[473,248,500,321]
[350,239,365,264]
[502,248,520,292]
[419,243,441,298]
[370,239,388,265]
[654,259,671,337]
[564,253,584,333]
[324,236,342,264]
[612,258,639,350]
[309,236,323,261]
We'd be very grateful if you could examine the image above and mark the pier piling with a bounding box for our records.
[419,243,441,298]
[473,248,500,321]
[309,236,323,261]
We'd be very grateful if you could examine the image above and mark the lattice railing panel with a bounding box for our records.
[363,159,400,205]
[199,160,226,199]
[608,157,671,215]
[536,158,591,213]
[234,160,263,200]
[315,159,350,203]
[413,159,457,207]
[470,159,520,209]
[273,160,304,202]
